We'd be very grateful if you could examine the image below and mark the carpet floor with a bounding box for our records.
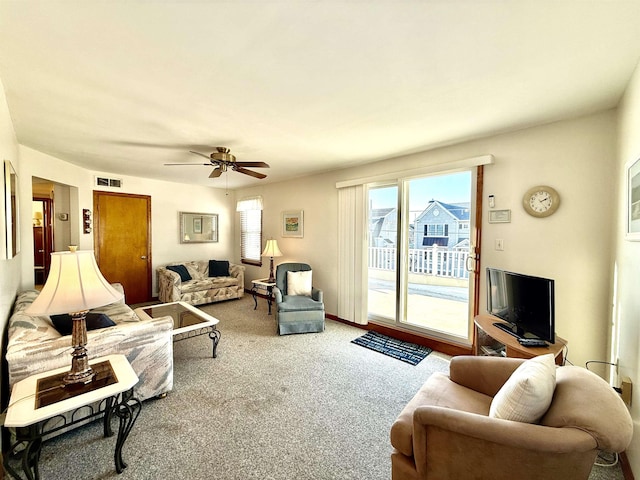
[12,296,624,479]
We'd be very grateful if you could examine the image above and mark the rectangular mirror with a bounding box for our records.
[180,212,218,243]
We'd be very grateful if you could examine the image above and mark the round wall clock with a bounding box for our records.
[522,185,560,218]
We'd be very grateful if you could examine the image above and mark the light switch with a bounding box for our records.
[495,239,504,251]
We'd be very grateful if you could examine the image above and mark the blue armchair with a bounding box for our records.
[274,263,325,335]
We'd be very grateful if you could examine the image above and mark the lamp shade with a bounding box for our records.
[25,250,123,315]
[261,239,283,258]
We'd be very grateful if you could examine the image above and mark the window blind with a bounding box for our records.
[237,197,263,265]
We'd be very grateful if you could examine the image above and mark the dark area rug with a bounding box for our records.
[351,330,432,365]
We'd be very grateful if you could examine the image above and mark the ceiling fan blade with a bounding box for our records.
[189,151,214,161]
[164,163,211,166]
[234,161,270,168]
[234,166,267,179]
[209,168,223,178]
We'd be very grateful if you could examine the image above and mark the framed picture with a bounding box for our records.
[282,210,304,238]
[626,157,640,240]
[193,217,202,234]
[488,209,511,224]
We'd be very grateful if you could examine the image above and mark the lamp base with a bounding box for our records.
[63,350,95,385]
[268,257,275,284]
[64,311,96,385]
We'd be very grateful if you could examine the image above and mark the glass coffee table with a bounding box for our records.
[135,302,221,358]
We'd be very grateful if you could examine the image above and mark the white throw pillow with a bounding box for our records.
[489,353,556,423]
[287,270,312,296]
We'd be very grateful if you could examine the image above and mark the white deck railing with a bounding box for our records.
[368,246,470,279]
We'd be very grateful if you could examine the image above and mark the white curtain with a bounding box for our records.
[337,185,367,325]
[236,196,263,211]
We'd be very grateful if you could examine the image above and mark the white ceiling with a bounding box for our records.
[1,1,640,189]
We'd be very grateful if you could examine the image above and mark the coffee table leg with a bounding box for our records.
[252,287,258,310]
[113,390,141,474]
[209,327,221,358]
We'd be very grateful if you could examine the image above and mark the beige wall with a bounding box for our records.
[615,59,640,474]
[237,110,617,371]
[17,145,236,295]
[0,76,21,442]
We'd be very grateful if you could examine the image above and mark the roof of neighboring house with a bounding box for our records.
[370,207,395,220]
[438,202,470,221]
[416,200,470,222]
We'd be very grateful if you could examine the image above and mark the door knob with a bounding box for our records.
[140,255,147,259]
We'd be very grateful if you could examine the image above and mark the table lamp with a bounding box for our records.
[25,249,123,385]
[261,239,283,283]
[33,211,43,226]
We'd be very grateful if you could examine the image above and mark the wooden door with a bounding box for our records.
[33,197,53,284]
[93,191,151,304]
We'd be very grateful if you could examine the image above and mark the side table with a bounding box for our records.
[2,354,141,479]
[251,278,276,315]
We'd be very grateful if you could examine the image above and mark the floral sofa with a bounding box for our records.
[157,260,245,306]
[6,283,174,403]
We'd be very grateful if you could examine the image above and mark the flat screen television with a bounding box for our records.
[486,267,555,344]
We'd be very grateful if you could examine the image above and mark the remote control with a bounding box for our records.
[518,338,548,347]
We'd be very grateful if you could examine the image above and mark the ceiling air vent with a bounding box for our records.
[95,176,122,188]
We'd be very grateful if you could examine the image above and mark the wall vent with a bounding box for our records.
[95,176,123,188]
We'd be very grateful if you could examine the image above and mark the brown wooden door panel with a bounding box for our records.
[94,191,151,304]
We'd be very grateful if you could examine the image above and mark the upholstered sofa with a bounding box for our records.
[6,283,174,403]
[157,260,245,306]
[390,355,633,480]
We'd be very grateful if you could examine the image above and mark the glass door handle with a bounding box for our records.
[140,255,147,259]
[466,254,476,273]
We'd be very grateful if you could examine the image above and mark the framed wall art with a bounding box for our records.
[626,157,640,241]
[282,210,304,238]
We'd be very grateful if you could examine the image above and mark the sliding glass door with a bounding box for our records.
[367,170,478,342]
[367,185,398,321]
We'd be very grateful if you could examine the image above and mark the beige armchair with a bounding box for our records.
[390,356,633,480]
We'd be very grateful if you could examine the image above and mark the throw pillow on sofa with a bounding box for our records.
[50,313,116,336]
[167,264,192,282]
[209,260,230,277]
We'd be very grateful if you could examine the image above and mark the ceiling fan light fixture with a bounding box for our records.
[210,147,236,163]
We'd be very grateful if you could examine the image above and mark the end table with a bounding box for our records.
[2,354,141,479]
[251,278,276,315]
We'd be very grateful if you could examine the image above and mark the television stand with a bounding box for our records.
[492,321,524,339]
[474,315,566,365]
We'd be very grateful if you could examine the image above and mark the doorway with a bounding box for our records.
[32,197,53,285]
[93,191,152,304]
[31,177,74,286]
[367,168,481,343]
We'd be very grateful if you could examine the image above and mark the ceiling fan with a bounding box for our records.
[164,147,270,179]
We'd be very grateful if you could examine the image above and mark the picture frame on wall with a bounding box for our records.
[626,157,640,241]
[193,217,202,234]
[282,210,304,238]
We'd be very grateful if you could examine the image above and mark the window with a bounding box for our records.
[425,224,449,236]
[237,197,263,265]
